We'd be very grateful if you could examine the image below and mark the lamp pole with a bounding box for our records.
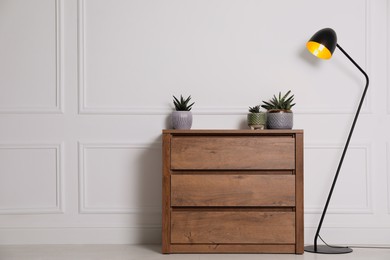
[305,43,369,254]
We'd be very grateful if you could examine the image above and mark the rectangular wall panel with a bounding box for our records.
[304,144,371,214]
[79,143,161,214]
[78,0,368,115]
[0,144,63,214]
[0,0,63,113]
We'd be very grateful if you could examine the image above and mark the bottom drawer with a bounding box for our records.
[171,211,295,244]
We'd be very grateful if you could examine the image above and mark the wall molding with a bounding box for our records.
[78,142,161,214]
[0,0,64,114]
[77,0,87,115]
[77,0,372,115]
[387,143,390,214]
[387,0,390,115]
[0,143,64,214]
[78,106,374,116]
[304,143,373,214]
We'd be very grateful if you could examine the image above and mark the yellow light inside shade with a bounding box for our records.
[306,41,332,59]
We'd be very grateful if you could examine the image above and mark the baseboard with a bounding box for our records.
[1,227,389,245]
[0,227,161,245]
[304,227,390,246]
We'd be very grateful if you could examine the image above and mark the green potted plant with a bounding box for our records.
[172,95,195,129]
[247,105,266,130]
[261,90,295,129]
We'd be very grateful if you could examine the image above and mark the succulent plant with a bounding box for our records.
[173,95,195,111]
[248,105,261,113]
[261,90,295,112]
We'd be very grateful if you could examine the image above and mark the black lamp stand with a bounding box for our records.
[304,43,369,254]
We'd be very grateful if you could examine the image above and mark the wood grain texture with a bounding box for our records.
[170,244,296,253]
[171,174,295,207]
[162,130,304,254]
[172,170,294,175]
[171,211,295,244]
[161,133,171,253]
[295,132,304,254]
[163,129,303,135]
[171,136,295,170]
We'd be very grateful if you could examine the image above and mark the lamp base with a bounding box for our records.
[304,245,353,254]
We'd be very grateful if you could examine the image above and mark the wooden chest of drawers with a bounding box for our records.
[162,130,304,254]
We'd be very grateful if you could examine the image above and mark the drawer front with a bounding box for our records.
[171,211,295,244]
[171,175,295,207]
[171,136,295,170]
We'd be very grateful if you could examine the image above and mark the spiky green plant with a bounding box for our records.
[261,90,295,111]
[173,95,195,111]
[248,105,261,113]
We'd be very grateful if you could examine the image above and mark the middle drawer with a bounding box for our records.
[171,174,295,207]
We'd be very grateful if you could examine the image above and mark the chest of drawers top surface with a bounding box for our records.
[163,129,303,134]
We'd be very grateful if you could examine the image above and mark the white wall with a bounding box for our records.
[0,0,389,245]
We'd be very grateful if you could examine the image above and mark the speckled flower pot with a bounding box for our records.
[247,112,266,130]
[266,110,293,129]
[171,111,193,129]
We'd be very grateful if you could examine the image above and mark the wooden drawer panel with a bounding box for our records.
[171,175,295,207]
[171,211,295,244]
[171,136,295,170]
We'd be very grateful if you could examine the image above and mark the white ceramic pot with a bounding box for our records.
[171,111,193,129]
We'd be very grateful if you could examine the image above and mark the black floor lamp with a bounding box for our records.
[304,28,369,254]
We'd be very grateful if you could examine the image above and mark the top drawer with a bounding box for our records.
[171,136,295,170]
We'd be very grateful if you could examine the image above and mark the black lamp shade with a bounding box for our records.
[307,28,337,59]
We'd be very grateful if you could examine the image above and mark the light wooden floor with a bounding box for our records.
[0,245,389,260]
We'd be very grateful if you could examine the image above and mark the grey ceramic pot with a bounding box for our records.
[171,111,193,129]
[266,110,293,129]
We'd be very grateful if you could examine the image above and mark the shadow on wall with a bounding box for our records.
[165,114,171,129]
[133,136,162,244]
[238,118,248,129]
